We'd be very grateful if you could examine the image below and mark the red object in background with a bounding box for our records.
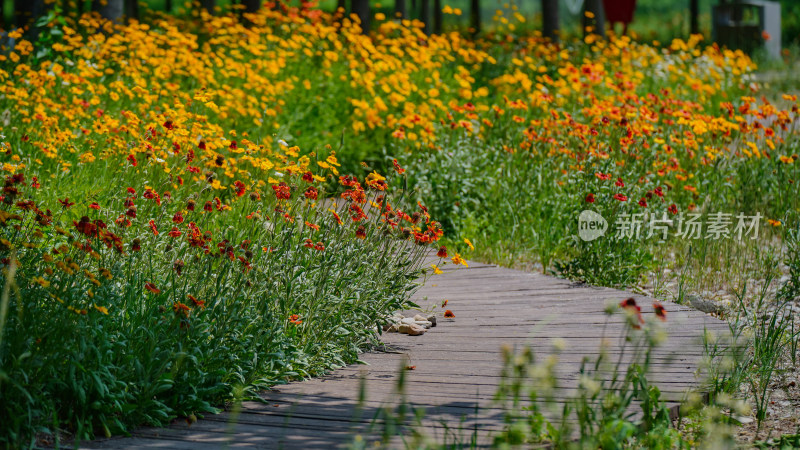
[602,0,637,24]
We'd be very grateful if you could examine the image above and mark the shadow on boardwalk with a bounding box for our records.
[85,253,727,449]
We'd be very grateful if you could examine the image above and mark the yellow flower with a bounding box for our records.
[464,238,474,251]
[768,219,781,227]
[431,264,443,275]
[93,305,109,315]
[779,155,794,164]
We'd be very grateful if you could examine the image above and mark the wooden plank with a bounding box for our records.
[84,256,726,448]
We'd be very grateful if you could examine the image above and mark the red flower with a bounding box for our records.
[304,186,318,200]
[585,193,595,203]
[393,159,406,174]
[59,198,75,209]
[126,154,138,167]
[148,220,159,236]
[444,310,455,318]
[168,227,182,238]
[289,314,303,325]
[355,225,367,239]
[653,301,667,321]
[204,201,213,212]
[73,216,97,237]
[668,204,678,215]
[233,180,246,197]
[619,298,644,328]
[89,202,100,210]
[615,178,625,187]
[127,187,136,195]
[314,242,325,251]
[437,246,448,258]
[638,198,647,208]
[613,193,628,202]
[595,172,611,180]
[349,203,367,222]
[272,182,291,200]
[145,282,161,294]
[342,187,366,204]
[30,177,40,189]
[303,239,314,248]
[115,214,132,228]
[302,171,313,182]
[173,212,184,224]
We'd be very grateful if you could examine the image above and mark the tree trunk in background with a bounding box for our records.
[240,0,260,26]
[125,0,140,21]
[432,0,442,33]
[541,0,558,41]
[165,0,173,13]
[411,0,418,19]
[14,0,48,28]
[14,0,46,37]
[242,0,260,13]
[351,0,370,32]
[201,0,214,14]
[14,0,33,28]
[420,0,430,35]
[469,0,480,35]
[99,0,124,22]
[583,0,605,38]
[394,0,406,20]
[689,0,699,35]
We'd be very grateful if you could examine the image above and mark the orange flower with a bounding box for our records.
[444,310,455,318]
[451,253,468,267]
[330,209,343,225]
[188,294,206,309]
[148,219,159,236]
[355,225,367,239]
[289,314,303,325]
[173,301,191,317]
[144,282,161,294]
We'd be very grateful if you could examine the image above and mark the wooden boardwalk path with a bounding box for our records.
[86,253,728,449]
